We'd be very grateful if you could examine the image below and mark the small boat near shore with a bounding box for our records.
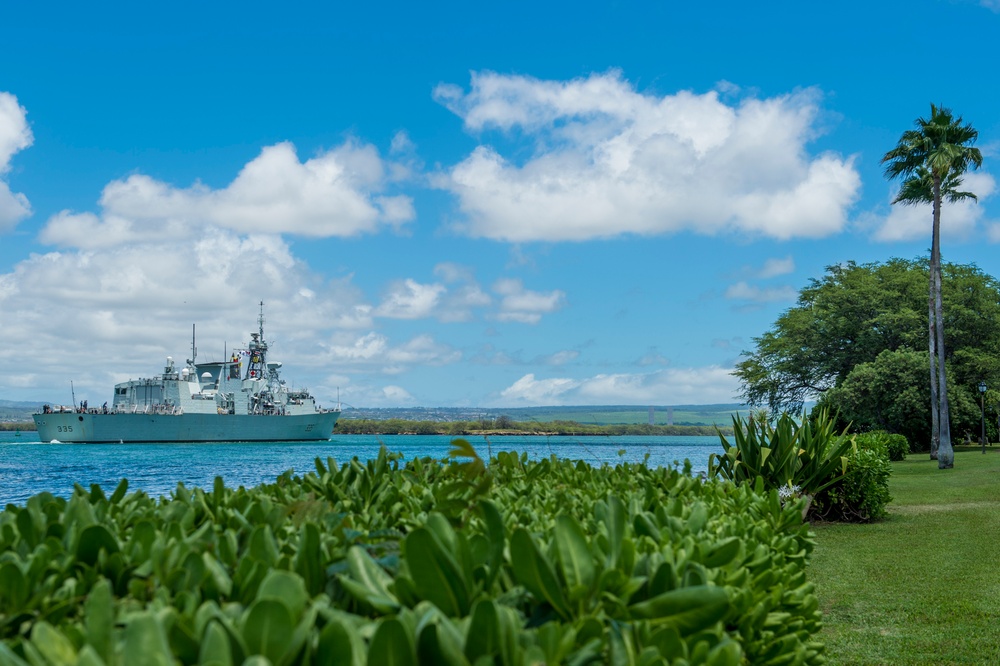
[33,304,340,443]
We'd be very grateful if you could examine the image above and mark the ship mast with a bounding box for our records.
[244,301,268,382]
[187,324,197,366]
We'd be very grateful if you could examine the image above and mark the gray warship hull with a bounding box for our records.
[33,410,340,443]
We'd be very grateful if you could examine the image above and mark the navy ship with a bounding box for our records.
[33,304,340,442]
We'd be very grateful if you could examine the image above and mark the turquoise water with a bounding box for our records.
[0,431,722,506]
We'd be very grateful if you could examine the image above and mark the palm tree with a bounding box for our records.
[882,105,983,469]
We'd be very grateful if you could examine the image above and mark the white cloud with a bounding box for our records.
[381,385,415,403]
[40,140,414,249]
[373,267,499,323]
[724,281,797,303]
[498,366,739,405]
[320,331,460,373]
[434,71,860,242]
[872,171,996,242]
[492,278,565,323]
[757,256,795,278]
[375,279,446,319]
[0,221,468,404]
[0,92,32,232]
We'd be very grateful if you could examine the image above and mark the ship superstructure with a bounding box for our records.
[34,304,339,443]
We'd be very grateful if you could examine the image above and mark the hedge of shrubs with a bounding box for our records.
[0,443,826,665]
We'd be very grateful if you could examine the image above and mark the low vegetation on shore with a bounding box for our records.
[0,441,818,664]
[3,418,729,436]
[335,417,729,436]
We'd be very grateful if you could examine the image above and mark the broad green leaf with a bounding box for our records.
[340,545,400,612]
[0,643,30,666]
[75,646,106,666]
[30,622,77,665]
[704,537,742,568]
[243,599,294,664]
[633,513,661,542]
[367,619,416,666]
[509,528,570,620]
[109,478,129,504]
[294,521,324,596]
[202,553,233,599]
[554,514,595,598]
[416,622,468,666]
[84,578,113,663]
[256,569,308,619]
[599,496,626,569]
[247,524,279,565]
[629,585,729,635]
[687,503,708,534]
[0,562,28,611]
[464,600,501,663]
[404,527,469,617]
[198,620,233,666]
[123,612,174,666]
[317,620,363,666]
[478,500,505,587]
[76,524,120,566]
[706,639,742,665]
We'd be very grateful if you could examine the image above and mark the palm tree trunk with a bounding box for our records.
[932,177,954,469]
[928,280,939,460]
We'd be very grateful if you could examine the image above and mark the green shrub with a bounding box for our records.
[0,443,828,666]
[854,430,909,462]
[811,447,892,522]
[884,433,910,461]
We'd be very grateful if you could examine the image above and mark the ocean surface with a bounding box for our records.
[0,431,723,506]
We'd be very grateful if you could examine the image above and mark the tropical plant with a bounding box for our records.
[882,104,984,469]
[708,408,854,500]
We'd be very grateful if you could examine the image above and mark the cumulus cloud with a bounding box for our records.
[498,366,739,405]
[0,224,469,405]
[320,331,461,374]
[40,140,414,249]
[872,171,996,242]
[434,71,860,242]
[375,279,447,319]
[0,92,32,232]
[367,269,558,324]
[492,278,565,323]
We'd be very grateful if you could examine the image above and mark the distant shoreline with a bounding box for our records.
[3,420,732,436]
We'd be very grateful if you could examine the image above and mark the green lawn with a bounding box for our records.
[810,446,1000,664]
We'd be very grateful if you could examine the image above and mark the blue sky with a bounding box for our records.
[2,0,1000,409]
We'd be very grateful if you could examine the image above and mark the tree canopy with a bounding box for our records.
[734,258,1000,448]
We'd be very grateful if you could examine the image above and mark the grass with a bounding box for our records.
[810,445,1000,664]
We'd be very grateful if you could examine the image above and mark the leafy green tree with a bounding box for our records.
[881,104,983,468]
[735,259,1000,451]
